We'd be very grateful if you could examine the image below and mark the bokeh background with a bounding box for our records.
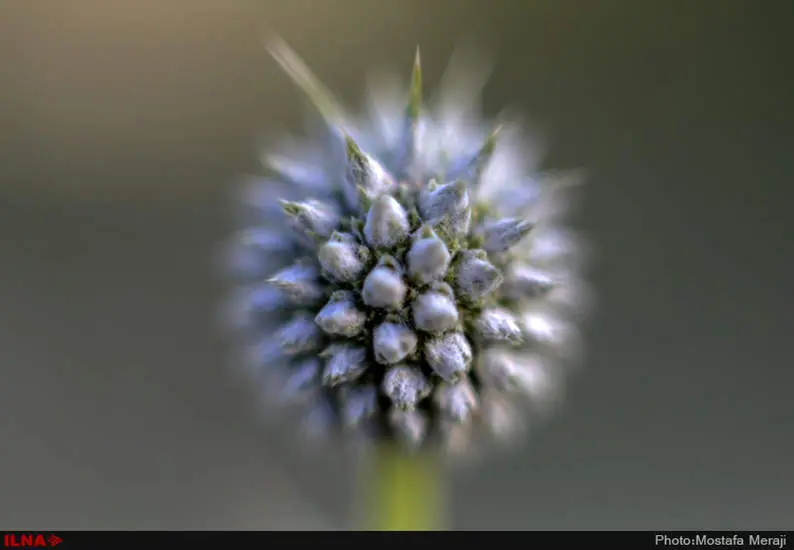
[1,0,792,530]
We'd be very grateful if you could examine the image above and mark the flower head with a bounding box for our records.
[225,38,591,459]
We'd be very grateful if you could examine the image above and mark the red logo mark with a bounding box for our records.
[3,534,62,547]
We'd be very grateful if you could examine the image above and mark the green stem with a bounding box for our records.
[360,444,446,531]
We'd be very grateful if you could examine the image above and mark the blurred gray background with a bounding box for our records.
[1,0,792,530]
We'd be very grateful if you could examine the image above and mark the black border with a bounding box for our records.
[2,531,790,550]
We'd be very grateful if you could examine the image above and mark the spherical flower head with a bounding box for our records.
[224,38,592,460]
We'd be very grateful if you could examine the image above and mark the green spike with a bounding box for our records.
[262,154,293,179]
[344,132,371,182]
[344,133,365,163]
[393,47,423,179]
[280,200,301,216]
[356,186,373,211]
[417,224,437,239]
[472,124,502,179]
[450,179,468,199]
[407,47,422,121]
[408,209,422,230]
[267,36,346,124]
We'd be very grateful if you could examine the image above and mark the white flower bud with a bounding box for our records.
[480,390,525,442]
[406,225,451,285]
[521,310,579,358]
[318,232,368,283]
[494,170,582,221]
[513,359,557,405]
[340,384,378,429]
[280,358,321,405]
[473,307,523,344]
[382,365,431,410]
[228,229,292,279]
[439,420,476,460]
[434,377,478,422]
[277,314,322,355]
[545,277,595,319]
[248,337,284,370]
[225,284,283,330]
[418,180,471,235]
[477,218,533,254]
[364,195,409,249]
[524,226,585,267]
[244,284,284,312]
[300,397,336,443]
[373,321,418,365]
[454,250,503,302]
[389,408,428,448]
[314,291,366,337]
[267,263,324,304]
[424,332,472,382]
[362,256,406,309]
[264,152,329,193]
[412,284,459,333]
[419,180,470,222]
[501,263,556,301]
[476,348,518,391]
[343,134,395,211]
[321,344,368,387]
[477,349,555,403]
[236,175,286,220]
[281,199,340,240]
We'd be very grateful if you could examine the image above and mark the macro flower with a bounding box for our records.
[225,38,591,458]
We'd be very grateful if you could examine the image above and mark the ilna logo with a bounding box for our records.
[3,534,62,547]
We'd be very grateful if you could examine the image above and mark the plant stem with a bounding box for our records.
[360,444,446,531]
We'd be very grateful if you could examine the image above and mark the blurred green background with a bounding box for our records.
[1,0,792,529]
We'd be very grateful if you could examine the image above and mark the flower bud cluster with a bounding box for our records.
[225,41,590,458]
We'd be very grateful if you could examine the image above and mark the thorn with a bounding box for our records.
[279,199,300,216]
[472,124,502,178]
[407,46,422,121]
[266,35,346,124]
[344,132,364,161]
